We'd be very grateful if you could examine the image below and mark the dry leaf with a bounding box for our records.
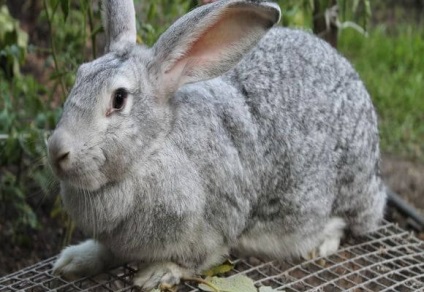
[198,275,256,292]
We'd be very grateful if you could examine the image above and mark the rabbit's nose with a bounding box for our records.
[48,129,73,173]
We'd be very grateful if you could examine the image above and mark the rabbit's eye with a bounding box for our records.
[113,88,128,110]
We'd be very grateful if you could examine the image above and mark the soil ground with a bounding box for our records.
[0,155,423,277]
[382,155,424,212]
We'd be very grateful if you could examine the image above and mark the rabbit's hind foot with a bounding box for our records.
[302,217,346,260]
[134,262,192,291]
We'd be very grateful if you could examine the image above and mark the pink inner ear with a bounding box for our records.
[185,10,249,60]
[165,7,266,85]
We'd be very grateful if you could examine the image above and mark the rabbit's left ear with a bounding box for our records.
[102,0,137,52]
[151,0,281,97]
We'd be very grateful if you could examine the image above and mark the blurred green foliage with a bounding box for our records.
[0,68,56,242]
[0,5,28,77]
[340,26,424,160]
[0,3,48,242]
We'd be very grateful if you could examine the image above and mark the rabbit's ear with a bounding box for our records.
[151,0,281,96]
[102,0,137,52]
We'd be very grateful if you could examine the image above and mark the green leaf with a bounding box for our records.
[147,2,157,22]
[352,0,360,12]
[203,260,235,277]
[198,275,257,292]
[363,0,371,29]
[363,0,371,16]
[60,0,70,20]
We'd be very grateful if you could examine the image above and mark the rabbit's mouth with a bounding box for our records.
[48,128,111,191]
[58,169,108,192]
[48,155,107,191]
[48,150,109,191]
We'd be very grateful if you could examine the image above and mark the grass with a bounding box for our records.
[339,25,424,162]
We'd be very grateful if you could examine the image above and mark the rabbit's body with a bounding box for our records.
[225,27,385,255]
[50,1,385,289]
[60,26,384,267]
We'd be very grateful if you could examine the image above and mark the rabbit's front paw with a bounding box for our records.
[134,262,192,291]
[53,240,111,280]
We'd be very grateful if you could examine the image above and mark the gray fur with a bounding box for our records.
[49,0,386,285]
[102,0,136,52]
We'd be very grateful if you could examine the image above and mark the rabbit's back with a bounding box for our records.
[224,27,384,236]
[172,27,385,244]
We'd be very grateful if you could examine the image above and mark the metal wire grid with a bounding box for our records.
[1,221,423,292]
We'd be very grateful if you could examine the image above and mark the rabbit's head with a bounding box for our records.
[48,0,280,191]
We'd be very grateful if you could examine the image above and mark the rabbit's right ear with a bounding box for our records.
[150,0,281,98]
[102,0,136,53]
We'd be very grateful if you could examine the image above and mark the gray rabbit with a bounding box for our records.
[48,0,386,290]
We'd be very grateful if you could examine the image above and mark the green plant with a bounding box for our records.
[273,0,371,31]
[339,25,424,161]
[0,72,60,243]
[0,4,28,77]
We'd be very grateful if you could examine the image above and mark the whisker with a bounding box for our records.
[87,188,97,240]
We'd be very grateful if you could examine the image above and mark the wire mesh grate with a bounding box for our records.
[1,221,423,291]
